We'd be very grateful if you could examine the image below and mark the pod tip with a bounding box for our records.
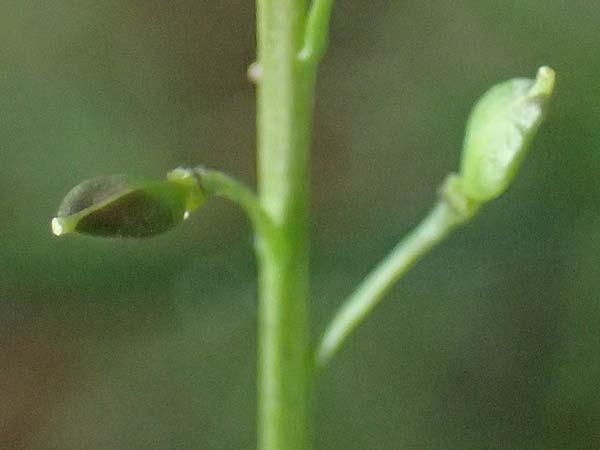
[51,217,66,236]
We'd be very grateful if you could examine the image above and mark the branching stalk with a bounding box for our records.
[193,167,275,238]
[255,1,322,450]
[316,187,477,368]
[299,0,336,63]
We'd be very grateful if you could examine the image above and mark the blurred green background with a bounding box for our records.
[1,1,599,449]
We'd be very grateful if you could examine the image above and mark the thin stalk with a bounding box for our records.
[192,167,275,238]
[299,0,336,63]
[255,1,316,450]
[315,195,474,368]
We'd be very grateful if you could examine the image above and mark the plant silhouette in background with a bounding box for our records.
[52,1,555,449]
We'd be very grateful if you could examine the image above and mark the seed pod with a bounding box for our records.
[52,170,206,238]
[457,66,555,202]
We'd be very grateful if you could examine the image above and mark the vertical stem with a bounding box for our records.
[255,1,316,450]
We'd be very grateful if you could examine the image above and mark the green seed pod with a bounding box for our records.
[457,66,555,202]
[52,169,206,238]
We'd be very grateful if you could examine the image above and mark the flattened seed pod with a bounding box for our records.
[52,170,205,238]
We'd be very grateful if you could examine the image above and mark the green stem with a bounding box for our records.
[299,0,336,63]
[255,1,318,450]
[193,167,275,238]
[315,188,477,368]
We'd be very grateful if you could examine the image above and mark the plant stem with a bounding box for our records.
[315,194,474,368]
[300,0,336,63]
[192,167,275,238]
[255,1,317,450]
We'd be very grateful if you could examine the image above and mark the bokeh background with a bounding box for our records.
[2,1,599,449]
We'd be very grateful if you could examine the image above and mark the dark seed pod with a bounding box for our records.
[52,170,205,238]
